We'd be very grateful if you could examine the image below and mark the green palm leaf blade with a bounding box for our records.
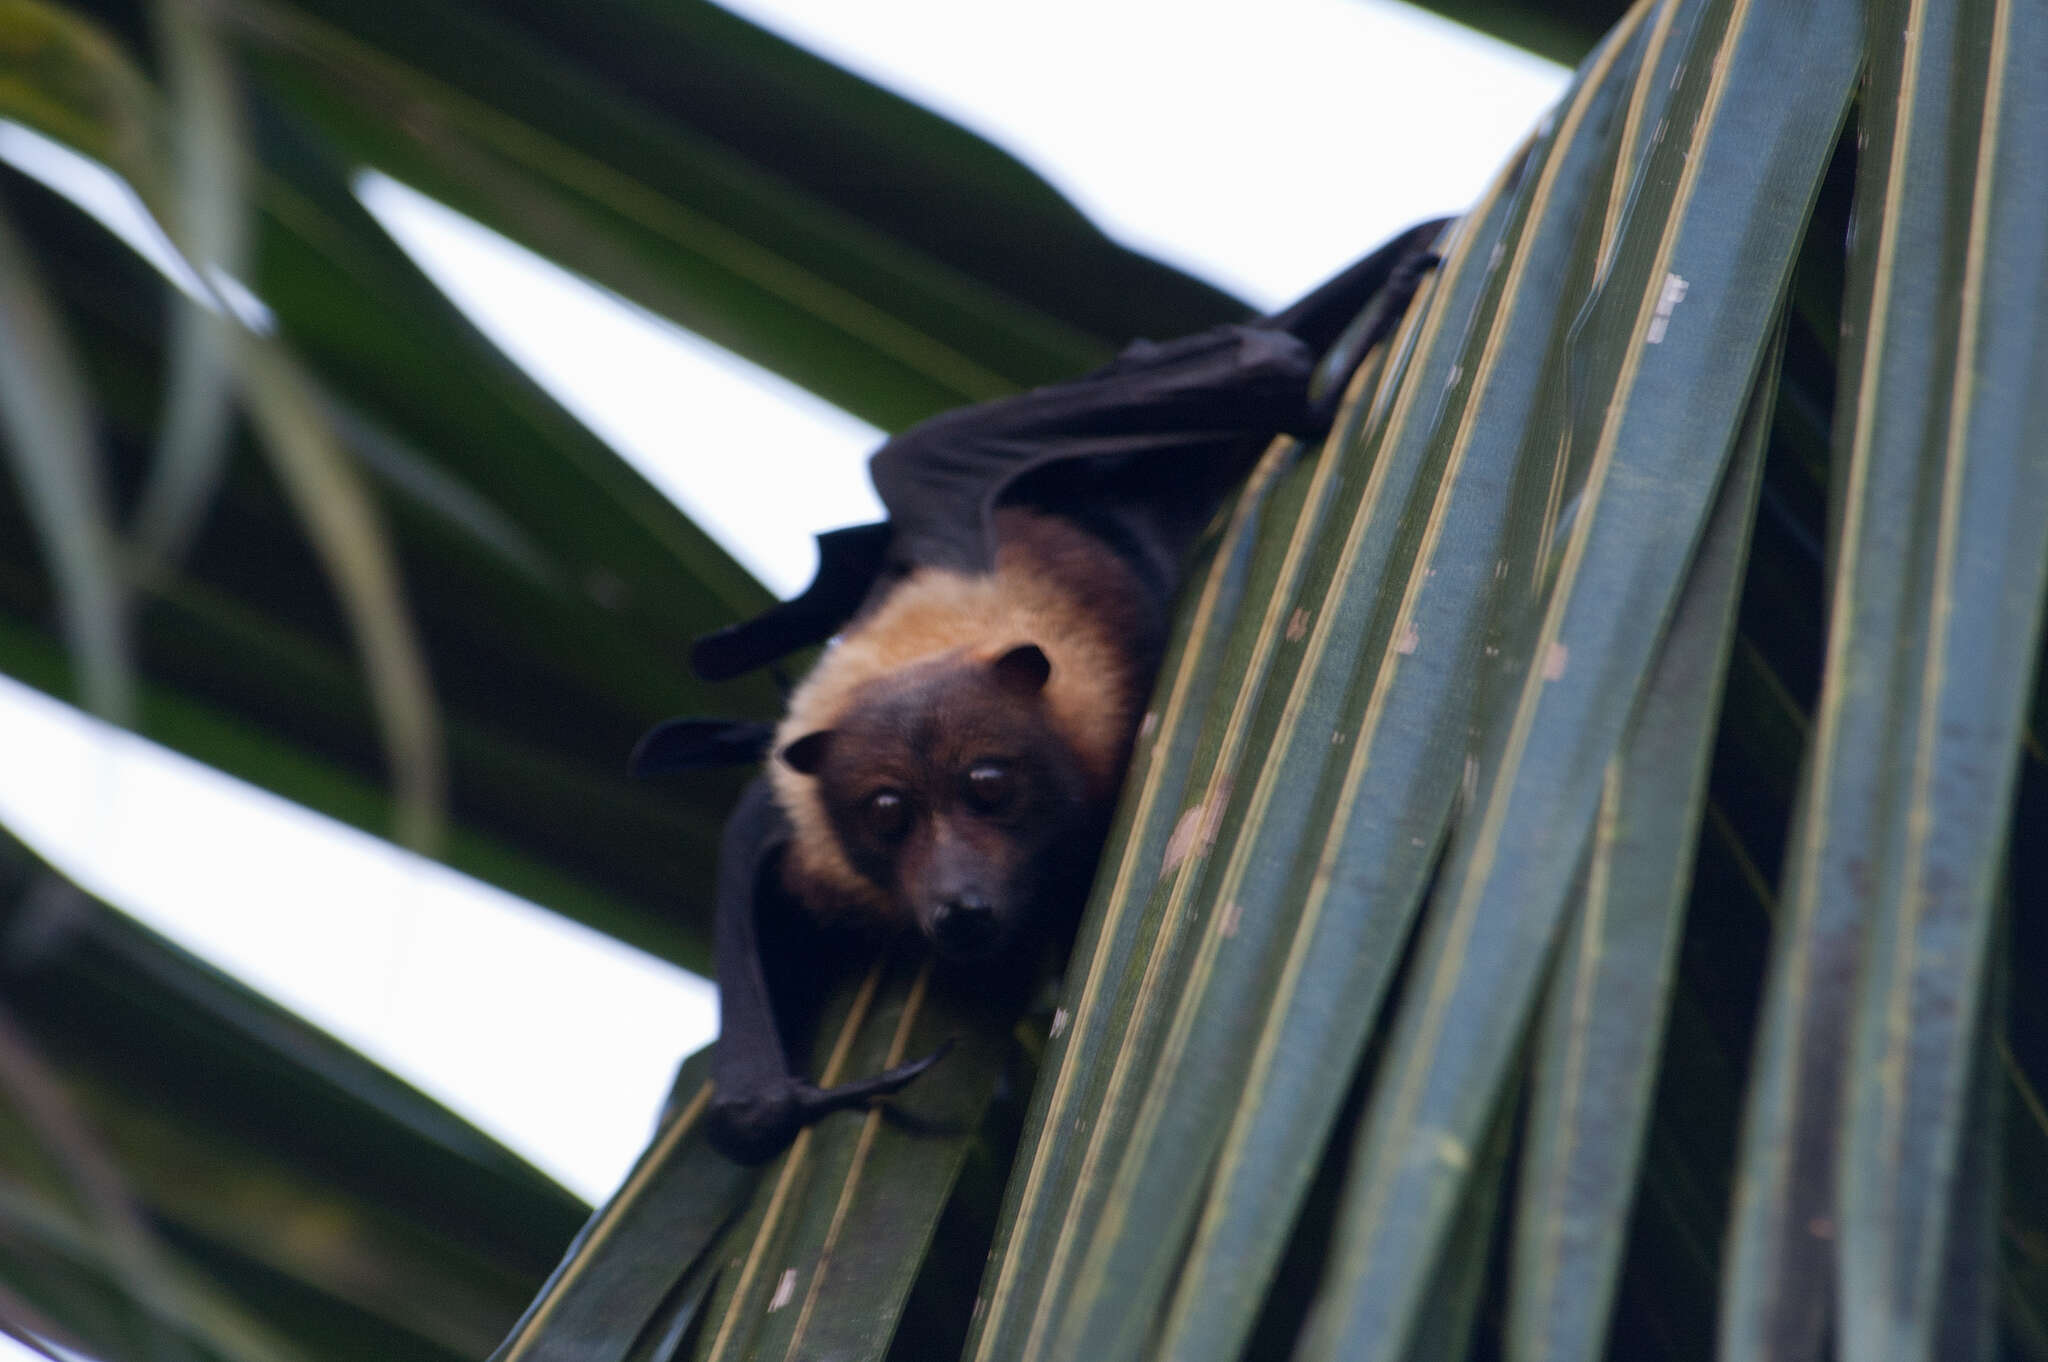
[1025,17,1637,1353]
[2003,1049,2048,1359]
[1838,0,2048,1351]
[1505,324,1774,1362]
[1136,19,1661,1359]
[970,430,1346,1362]
[960,431,1299,1362]
[0,234,734,967]
[0,828,588,1359]
[233,332,446,851]
[0,1177,301,1362]
[671,951,1013,1362]
[966,181,1513,1361]
[956,430,1288,1279]
[133,0,247,583]
[1004,392,1379,1362]
[0,0,164,196]
[1663,459,2048,1355]
[0,188,131,725]
[1403,1090,1518,1362]
[1930,914,2004,1362]
[0,2,777,962]
[487,1047,755,1362]
[1721,1,2048,1357]
[1007,438,1344,1362]
[1299,1,1864,1357]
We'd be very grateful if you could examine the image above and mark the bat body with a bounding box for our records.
[636,220,1448,1162]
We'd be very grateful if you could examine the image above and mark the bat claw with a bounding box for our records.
[799,1037,956,1116]
[847,1037,957,1099]
[707,1040,957,1163]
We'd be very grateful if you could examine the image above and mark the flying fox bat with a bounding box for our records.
[634,219,1447,1162]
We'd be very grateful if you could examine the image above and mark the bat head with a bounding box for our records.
[779,643,1103,961]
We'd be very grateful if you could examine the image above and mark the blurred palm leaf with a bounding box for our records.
[4,0,2048,1359]
[0,826,587,1360]
[0,0,1257,969]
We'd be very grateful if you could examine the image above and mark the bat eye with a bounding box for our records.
[865,790,909,841]
[964,762,1013,813]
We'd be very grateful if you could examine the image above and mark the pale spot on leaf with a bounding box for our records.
[769,1269,798,1311]
[1219,901,1243,938]
[1161,783,1231,876]
[1396,622,1420,655]
[1646,272,1690,344]
[1543,641,1569,680]
[1286,607,1310,641]
[1050,1008,1070,1039]
[1434,1133,1470,1170]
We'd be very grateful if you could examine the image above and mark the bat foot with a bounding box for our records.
[707,1039,957,1163]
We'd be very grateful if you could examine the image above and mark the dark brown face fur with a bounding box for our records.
[781,645,1101,960]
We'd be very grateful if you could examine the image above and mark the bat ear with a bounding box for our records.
[780,730,834,775]
[990,643,1051,696]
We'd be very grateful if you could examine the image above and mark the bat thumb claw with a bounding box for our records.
[842,1038,956,1102]
[798,1040,955,1119]
[896,1036,956,1081]
[707,1042,960,1161]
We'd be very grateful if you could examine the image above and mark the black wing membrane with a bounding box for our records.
[690,522,892,684]
[875,216,1449,581]
[689,218,1449,682]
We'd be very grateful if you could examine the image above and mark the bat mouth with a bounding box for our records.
[932,934,1007,964]
[927,896,1008,961]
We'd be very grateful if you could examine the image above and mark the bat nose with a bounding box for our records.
[931,895,1000,958]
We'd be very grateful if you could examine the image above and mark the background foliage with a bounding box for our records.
[1,0,2045,1360]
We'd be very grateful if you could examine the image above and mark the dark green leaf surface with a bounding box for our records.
[1722,2,2048,1358]
[0,829,587,1361]
[1303,2,1861,1355]
[0,10,775,962]
[1506,326,1773,1362]
[966,221,1480,1359]
[132,0,246,582]
[489,1049,754,1362]
[1025,94,1548,1355]
[675,951,1015,1362]
[961,432,1297,1362]
[1147,21,1651,1358]
[0,188,130,723]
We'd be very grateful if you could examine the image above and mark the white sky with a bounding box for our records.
[0,0,1566,1226]
[716,0,1564,310]
[353,173,883,598]
[0,1337,80,1362]
[0,673,718,1202]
